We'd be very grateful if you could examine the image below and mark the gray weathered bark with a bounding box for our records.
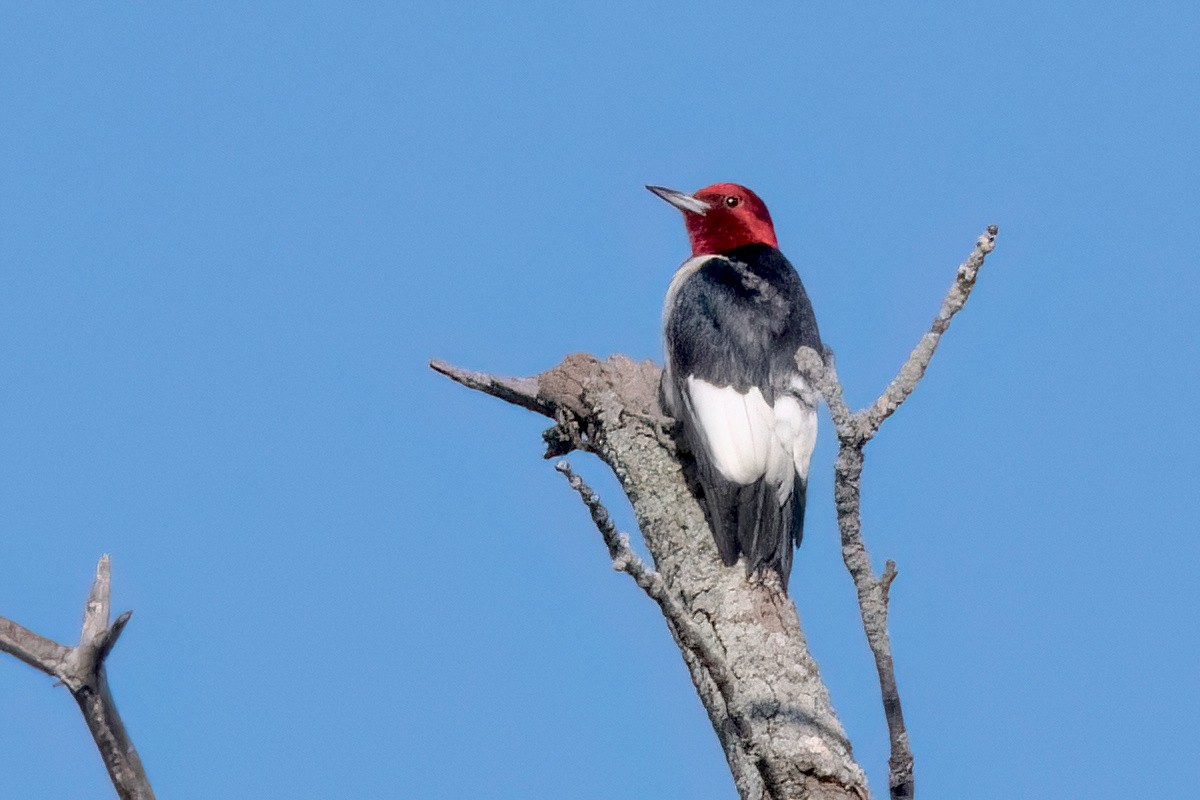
[797,224,999,799]
[431,225,998,800]
[433,354,867,799]
[0,556,155,800]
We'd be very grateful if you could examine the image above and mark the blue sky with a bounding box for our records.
[2,3,1197,798]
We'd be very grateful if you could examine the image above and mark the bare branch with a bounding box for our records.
[554,459,842,800]
[795,347,859,441]
[438,355,868,799]
[81,554,113,646]
[429,358,552,417]
[438,220,999,798]
[880,561,898,607]
[0,556,155,800]
[553,461,742,703]
[0,617,73,678]
[796,225,999,800]
[554,460,662,592]
[96,611,133,665]
[831,444,912,800]
[862,225,999,436]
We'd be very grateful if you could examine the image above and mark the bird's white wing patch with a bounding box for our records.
[685,378,774,485]
[770,395,817,502]
[686,377,818,499]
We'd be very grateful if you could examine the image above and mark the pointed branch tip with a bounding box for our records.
[881,561,898,604]
[96,611,133,663]
[429,358,550,417]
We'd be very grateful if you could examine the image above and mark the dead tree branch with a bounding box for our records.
[862,225,1000,436]
[433,354,866,800]
[431,224,998,800]
[796,225,999,800]
[0,556,154,800]
[554,460,749,735]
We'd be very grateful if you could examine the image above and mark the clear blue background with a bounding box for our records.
[2,3,1197,798]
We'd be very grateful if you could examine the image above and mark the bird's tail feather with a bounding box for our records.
[697,468,802,591]
[791,474,807,550]
[736,479,795,590]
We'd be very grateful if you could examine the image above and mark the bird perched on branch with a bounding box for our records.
[649,183,822,590]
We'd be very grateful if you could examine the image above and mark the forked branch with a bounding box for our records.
[434,353,867,800]
[796,225,1000,800]
[0,556,154,800]
[431,224,999,800]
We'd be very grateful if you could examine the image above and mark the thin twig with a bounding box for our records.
[880,561,898,606]
[553,461,735,688]
[862,225,998,437]
[798,226,1000,800]
[554,460,663,592]
[0,556,155,800]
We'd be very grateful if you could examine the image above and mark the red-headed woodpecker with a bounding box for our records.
[649,183,822,589]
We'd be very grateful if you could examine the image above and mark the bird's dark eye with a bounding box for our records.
[724,196,740,208]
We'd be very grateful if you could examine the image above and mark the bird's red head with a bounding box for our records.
[647,182,778,256]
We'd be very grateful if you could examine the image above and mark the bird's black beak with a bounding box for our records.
[646,185,711,215]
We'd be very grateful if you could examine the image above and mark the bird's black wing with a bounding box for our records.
[662,246,821,589]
